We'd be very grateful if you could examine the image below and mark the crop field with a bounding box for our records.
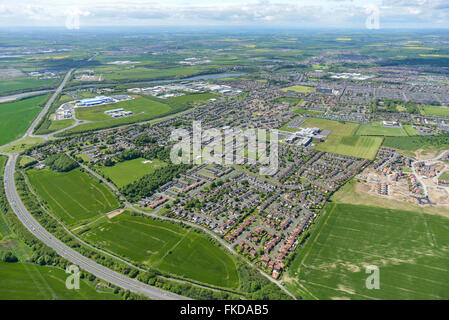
[356,123,407,136]
[421,105,449,117]
[286,203,449,300]
[98,158,166,187]
[80,214,239,288]
[75,96,171,122]
[0,262,118,300]
[27,169,120,227]
[0,95,47,146]
[281,85,316,93]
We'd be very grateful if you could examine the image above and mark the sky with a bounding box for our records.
[0,0,447,29]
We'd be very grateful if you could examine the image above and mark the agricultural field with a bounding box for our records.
[0,77,57,96]
[356,123,408,137]
[286,202,449,300]
[80,214,239,289]
[383,135,449,152]
[75,96,171,122]
[98,158,166,187]
[0,95,47,146]
[281,85,316,93]
[0,262,118,300]
[421,105,449,117]
[27,169,120,227]
[298,118,383,159]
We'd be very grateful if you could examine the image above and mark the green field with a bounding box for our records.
[75,96,171,122]
[356,123,407,136]
[402,125,420,136]
[0,137,44,154]
[47,119,74,131]
[281,85,316,93]
[27,169,120,227]
[383,135,449,152]
[421,105,449,117]
[299,118,382,159]
[0,78,56,95]
[286,203,449,300]
[0,95,47,146]
[80,214,239,289]
[167,93,217,104]
[98,158,166,187]
[0,262,118,300]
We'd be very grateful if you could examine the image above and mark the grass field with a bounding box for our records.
[281,85,316,93]
[356,123,407,137]
[98,158,166,187]
[0,78,56,95]
[47,119,74,131]
[383,135,449,152]
[0,262,118,300]
[402,125,420,136]
[80,214,239,288]
[0,95,47,146]
[75,96,171,122]
[27,169,120,227]
[166,93,217,104]
[299,118,382,159]
[0,137,44,154]
[421,105,449,117]
[286,202,449,300]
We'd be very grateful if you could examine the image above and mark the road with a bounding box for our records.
[0,90,52,104]
[26,69,74,137]
[2,154,187,300]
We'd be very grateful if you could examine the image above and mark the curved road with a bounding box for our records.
[3,154,187,300]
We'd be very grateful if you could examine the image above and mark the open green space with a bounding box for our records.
[298,118,382,159]
[286,202,449,300]
[47,119,75,131]
[421,105,449,117]
[383,135,449,152]
[75,96,171,122]
[98,158,166,187]
[166,93,217,104]
[27,168,120,227]
[80,214,239,289]
[0,137,44,154]
[0,261,118,300]
[356,123,407,136]
[281,85,316,93]
[0,78,56,96]
[0,95,47,146]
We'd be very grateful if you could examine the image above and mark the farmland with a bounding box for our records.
[286,202,449,300]
[27,169,120,227]
[98,158,167,187]
[0,262,118,300]
[299,118,382,159]
[0,77,57,96]
[0,95,47,146]
[79,214,240,289]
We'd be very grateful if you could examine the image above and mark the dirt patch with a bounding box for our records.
[107,209,124,219]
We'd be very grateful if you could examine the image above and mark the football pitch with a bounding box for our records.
[80,214,240,289]
[27,169,120,227]
[286,203,449,300]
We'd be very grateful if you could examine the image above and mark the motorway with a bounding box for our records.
[3,154,187,300]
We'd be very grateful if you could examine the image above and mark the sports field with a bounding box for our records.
[80,214,239,288]
[286,202,449,300]
[421,105,449,117]
[0,262,118,300]
[98,158,166,187]
[281,85,316,93]
[27,169,120,227]
[299,118,382,159]
[0,95,47,146]
[75,96,171,122]
[356,123,407,137]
